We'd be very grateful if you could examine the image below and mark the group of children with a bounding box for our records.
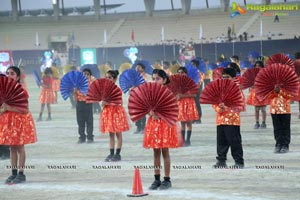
[0,54,297,190]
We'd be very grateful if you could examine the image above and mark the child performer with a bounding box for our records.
[37,68,56,121]
[101,70,129,161]
[270,86,293,153]
[176,67,199,146]
[134,63,148,134]
[212,68,245,169]
[0,74,10,160]
[190,59,204,124]
[75,69,94,143]
[246,61,268,129]
[145,69,178,190]
[0,66,37,184]
[51,63,61,104]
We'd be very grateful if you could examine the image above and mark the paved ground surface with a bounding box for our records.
[0,75,300,200]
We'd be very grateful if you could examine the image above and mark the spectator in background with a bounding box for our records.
[227,26,232,41]
[243,32,248,41]
[274,15,279,23]
[268,32,272,40]
[239,35,243,42]
[191,59,203,124]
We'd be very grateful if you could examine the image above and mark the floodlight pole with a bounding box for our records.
[172,43,176,60]
[215,43,217,62]
[103,46,107,62]
[232,40,235,55]
[163,42,166,61]
[200,39,203,58]
[72,44,75,62]
[260,15,263,56]
[260,40,263,56]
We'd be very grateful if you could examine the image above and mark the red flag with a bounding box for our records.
[131,29,135,42]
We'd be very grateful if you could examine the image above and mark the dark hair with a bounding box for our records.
[230,55,239,61]
[107,70,119,79]
[70,66,77,71]
[191,59,200,67]
[6,66,21,83]
[171,60,177,65]
[136,63,146,70]
[177,66,188,74]
[254,61,264,68]
[163,61,170,66]
[295,52,300,59]
[44,67,53,75]
[228,62,241,73]
[82,68,92,76]
[222,67,236,78]
[152,69,170,85]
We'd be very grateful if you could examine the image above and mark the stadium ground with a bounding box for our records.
[0,75,299,200]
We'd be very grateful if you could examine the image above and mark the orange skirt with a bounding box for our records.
[100,105,130,133]
[143,117,178,149]
[39,88,56,104]
[0,111,37,145]
[246,88,269,106]
[52,78,60,92]
[177,97,199,122]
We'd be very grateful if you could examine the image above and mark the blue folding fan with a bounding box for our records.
[33,70,41,87]
[208,62,218,70]
[119,69,145,94]
[217,61,231,68]
[248,51,260,60]
[240,60,253,69]
[131,60,153,75]
[185,63,200,84]
[80,64,100,79]
[190,59,207,74]
[60,71,88,100]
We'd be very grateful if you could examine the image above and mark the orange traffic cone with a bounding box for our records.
[127,168,148,197]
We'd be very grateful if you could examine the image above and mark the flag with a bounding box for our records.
[161,26,165,41]
[199,24,203,40]
[35,32,39,46]
[131,29,135,42]
[5,34,9,45]
[260,18,263,37]
[103,29,107,45]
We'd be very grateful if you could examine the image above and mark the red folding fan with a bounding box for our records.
[294,60,300,77]
[128,82,178,127]
[212,68,223,80]
[241,68,261,90]
[0,76,28,112]
[266,53,294,68]
[200,79,244,110]
[167,74,198,95]
[254,63,299,101]
[86,78,122,104]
